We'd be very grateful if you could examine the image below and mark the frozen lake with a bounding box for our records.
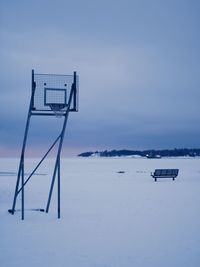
[0,157,200,267]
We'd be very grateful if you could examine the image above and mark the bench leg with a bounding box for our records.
[172,177,175,181]
[154,178,157,182]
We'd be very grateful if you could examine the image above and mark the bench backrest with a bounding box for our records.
[154,169,179,176]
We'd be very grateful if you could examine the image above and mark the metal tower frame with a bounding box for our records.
[9,70,78,220]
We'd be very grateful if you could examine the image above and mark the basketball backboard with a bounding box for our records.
[31,71,78,115]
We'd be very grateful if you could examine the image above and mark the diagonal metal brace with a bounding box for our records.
[16,134,61,196]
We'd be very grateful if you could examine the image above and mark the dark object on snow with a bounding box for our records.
[117,171,125,174]
[151,169,179,182]
[8,208,45,214]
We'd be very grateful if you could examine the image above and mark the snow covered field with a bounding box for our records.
[0,157,200,267]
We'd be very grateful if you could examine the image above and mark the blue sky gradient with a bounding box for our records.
[0,0,200,156]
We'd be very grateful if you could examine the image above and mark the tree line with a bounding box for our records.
[78,148,200,158]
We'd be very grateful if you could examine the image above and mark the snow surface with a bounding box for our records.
[1,157,200,267]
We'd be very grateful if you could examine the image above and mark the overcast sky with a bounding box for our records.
[0,0,200,156]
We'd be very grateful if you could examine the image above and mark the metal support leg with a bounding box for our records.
[10,164,22,214]
[58,156,60,218]
[45,110,70,215]
[21,158,24,220]
[9,82,33,217]
[46,158,58,213]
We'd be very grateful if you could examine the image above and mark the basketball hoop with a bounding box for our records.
[49,103,66,118]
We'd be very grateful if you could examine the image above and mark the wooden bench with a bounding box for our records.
[151,169,179,182]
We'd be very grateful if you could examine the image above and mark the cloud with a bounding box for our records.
[0,0,200,155]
